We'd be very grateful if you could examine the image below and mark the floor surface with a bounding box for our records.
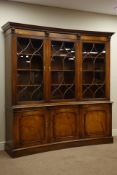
[0,138,117,175]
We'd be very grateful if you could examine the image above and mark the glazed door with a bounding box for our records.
[81,40,109,100]
[15,35,46,103]
[49,34,78,101]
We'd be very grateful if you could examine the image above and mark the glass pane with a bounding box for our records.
[17,86,43,101]
[51,40,75,100]
[82,43,105,99]
[16,37,44,102]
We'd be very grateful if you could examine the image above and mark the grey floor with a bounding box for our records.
[0,138,117,175]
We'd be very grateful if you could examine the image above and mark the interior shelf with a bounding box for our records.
[82,70,105,72]
[82,83,105,85]
[17,53,42,56]
[16,85,41,87]
[51,84,74,86]
[51,69,74,72]
[17,69,43,71]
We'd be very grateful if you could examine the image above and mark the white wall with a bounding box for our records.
[0,1,117,150]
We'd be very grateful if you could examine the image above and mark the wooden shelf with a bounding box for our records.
[83,56,105,59]
[17,69,42,71]
[82,83,104,85]
[51,69,74,72]
[51,83,74,86]
[52,54,75,57]
[82,70,104,72]
[17,53,42,56]
[16,85,41,87]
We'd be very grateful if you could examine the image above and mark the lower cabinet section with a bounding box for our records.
[13,106,79,147]
[5,102,113,157]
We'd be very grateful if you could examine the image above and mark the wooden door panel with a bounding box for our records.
[51,107,79,141]
[80,104,111,138]
[20,113,45,143]
[14,110,47,147]
[84,110,106,136]
[54,112,76,137]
